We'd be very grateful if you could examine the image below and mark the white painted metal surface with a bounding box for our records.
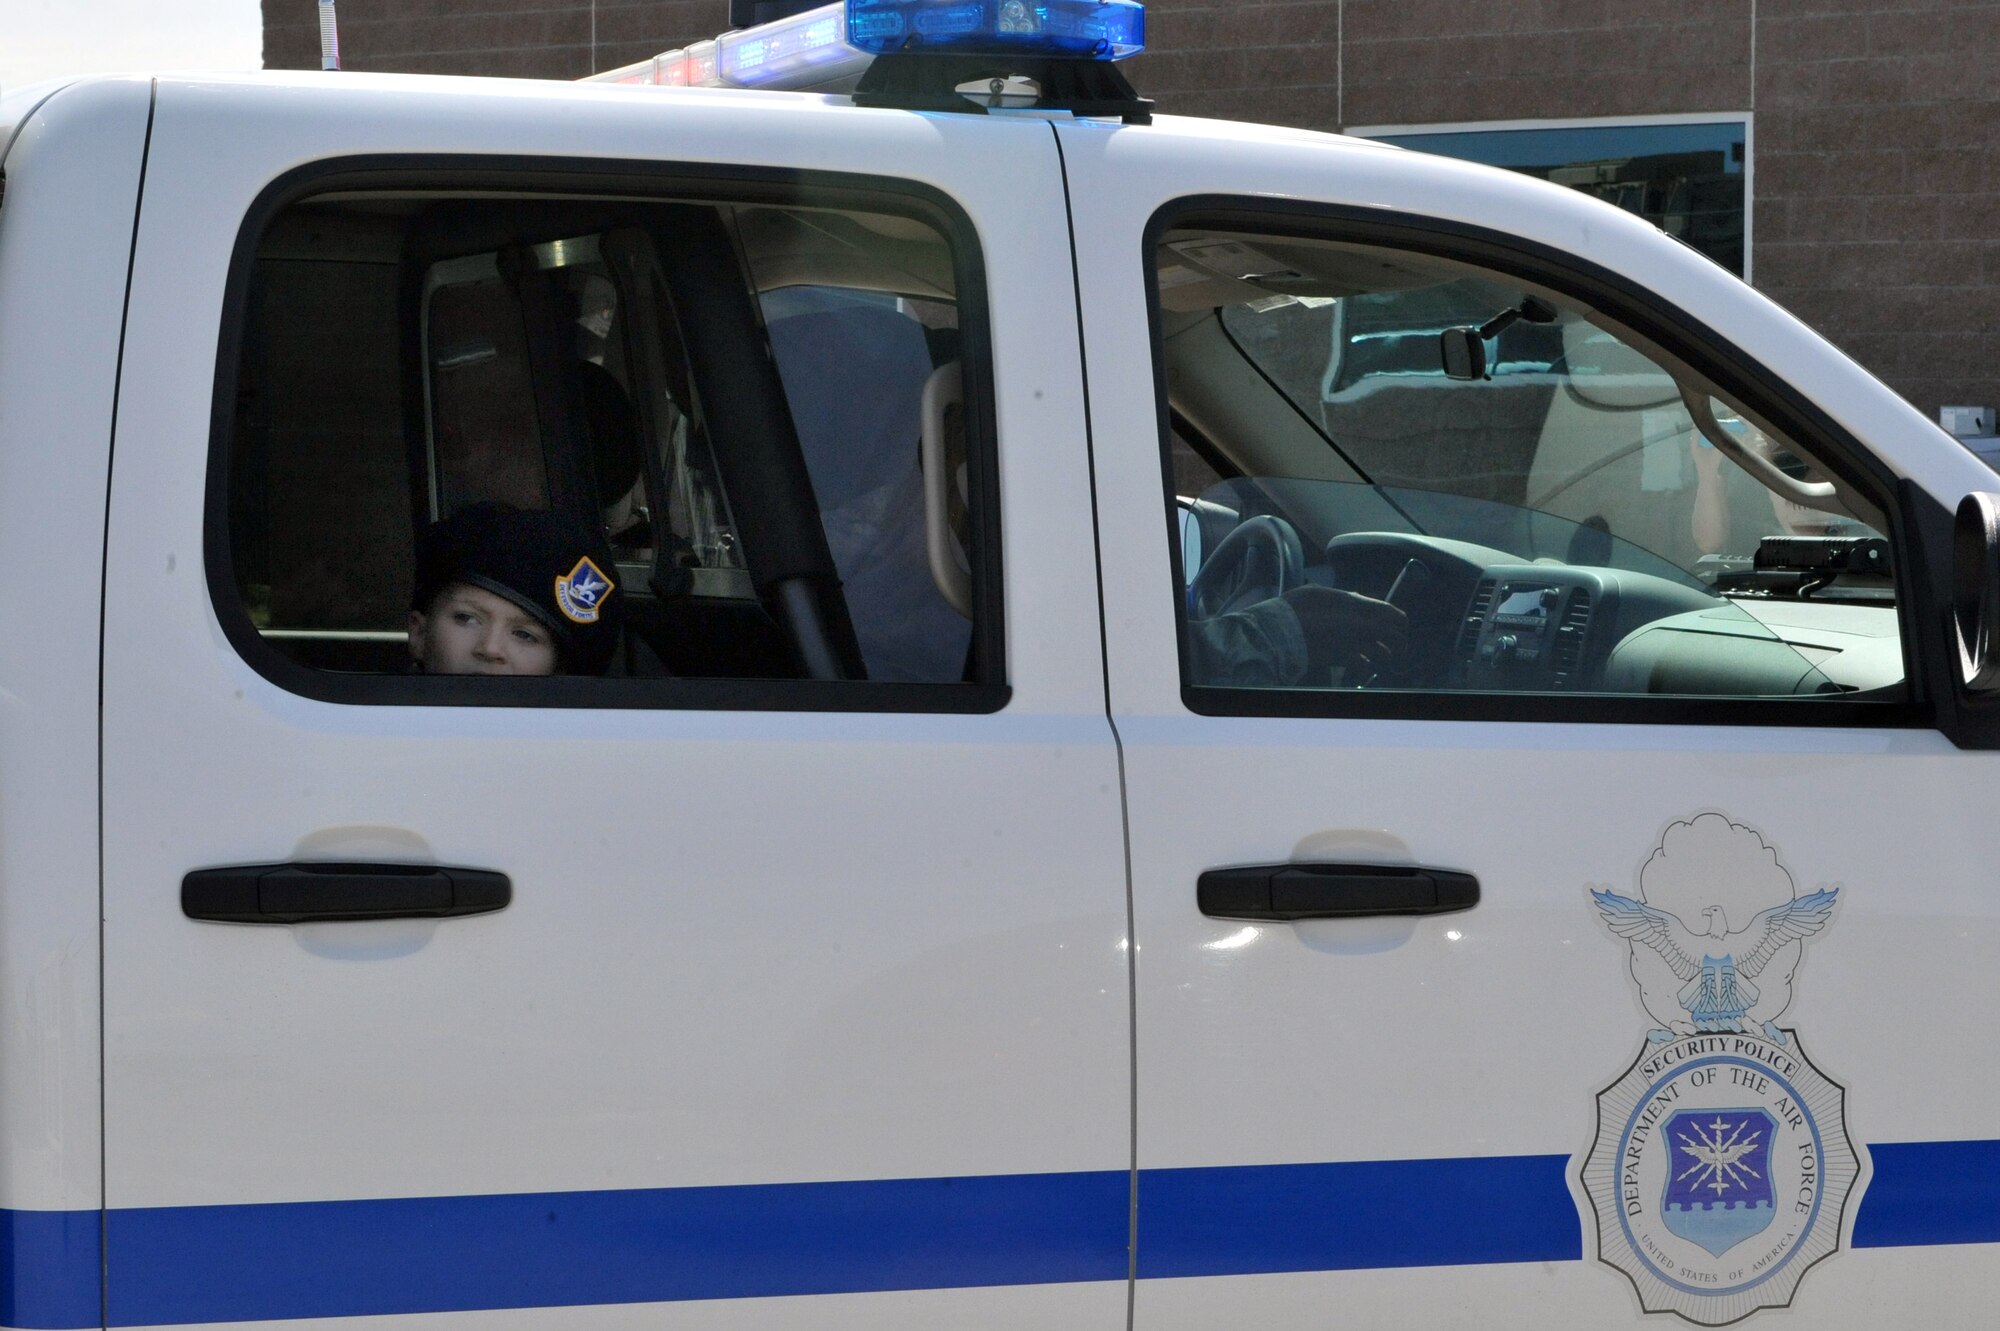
[1058,112,2000,1327]
[95,74,1127,1328]
[0,74,153,1223]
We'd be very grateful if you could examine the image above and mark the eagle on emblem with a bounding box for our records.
[1589,813,1839,1046]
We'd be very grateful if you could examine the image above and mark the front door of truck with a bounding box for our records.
[98,82,1128,1329]
[1061,118,2000,1328]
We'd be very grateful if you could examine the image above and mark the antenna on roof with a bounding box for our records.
[318,0,342,71]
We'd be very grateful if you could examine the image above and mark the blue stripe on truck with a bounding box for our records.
[2,1139,1993,1328]
[1135,1154,1581,1277]
[104,1170,1130,1326]
[0,1208,99,1330]
[1851,1138,2000,1249]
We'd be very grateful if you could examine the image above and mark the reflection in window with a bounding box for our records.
[426,274,551,516]
[1356,120,1748,276]
[1161,225,1902,704]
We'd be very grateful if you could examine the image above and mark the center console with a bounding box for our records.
[1453,568,1601,690]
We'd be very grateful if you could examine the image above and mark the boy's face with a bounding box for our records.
[409,583,559,676]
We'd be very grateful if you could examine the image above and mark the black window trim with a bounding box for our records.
[1147,194,1930,731]
[208,153,1009,714]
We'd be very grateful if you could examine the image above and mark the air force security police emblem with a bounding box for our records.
[555,556,614,624]
[1579,813,1861,1326]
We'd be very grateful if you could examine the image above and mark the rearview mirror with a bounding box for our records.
[1440,296,1556,381]
[1440,327,1487,381]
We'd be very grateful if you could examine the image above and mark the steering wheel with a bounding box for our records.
[1188,514,1305,619]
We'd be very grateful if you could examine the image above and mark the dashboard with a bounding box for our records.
[1310,528,1902,697]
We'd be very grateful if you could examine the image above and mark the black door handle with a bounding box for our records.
[183,862,511,924]
[1198,863,1478,920]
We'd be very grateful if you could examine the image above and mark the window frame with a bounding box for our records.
[1147,195,1929,730]
[206,155,1009,714]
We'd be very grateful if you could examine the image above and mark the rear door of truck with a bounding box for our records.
[97,75,1128,1329]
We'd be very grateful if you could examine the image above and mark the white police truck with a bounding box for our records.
[2,0,1997,1326]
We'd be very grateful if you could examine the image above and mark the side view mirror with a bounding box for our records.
[1952,492,2000,692]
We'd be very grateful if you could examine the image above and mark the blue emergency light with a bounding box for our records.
[721,6,856,86]
[591,0,1146,94]
[847,0,1145,60]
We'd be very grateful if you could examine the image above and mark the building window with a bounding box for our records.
[1350,118,1750,278]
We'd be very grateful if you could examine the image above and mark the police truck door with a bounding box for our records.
[1061,116,2000,1328]
[96,78,1129,1328]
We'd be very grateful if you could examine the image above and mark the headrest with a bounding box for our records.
[767,302,932,510]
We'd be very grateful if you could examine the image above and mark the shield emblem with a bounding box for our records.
[1660,1108,1777,1257]
[556,556,614,623]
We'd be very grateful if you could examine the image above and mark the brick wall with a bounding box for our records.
[1128,1,1341,129]
[1133,0,2000,422]
[265,0,2000,420]
[1133,0,1754,129]
[261,0,717,79]
[1751,0,2000,421]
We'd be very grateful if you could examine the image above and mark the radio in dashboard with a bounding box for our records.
[1460,577,1593,688]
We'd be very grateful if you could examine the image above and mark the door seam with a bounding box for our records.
[97,76,160,1331]
[1047,120,1141,1330]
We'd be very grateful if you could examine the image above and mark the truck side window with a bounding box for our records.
[221,180,999,706]
[1154,222,1906,712]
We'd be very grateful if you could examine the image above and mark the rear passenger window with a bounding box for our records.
[220,174,999,707]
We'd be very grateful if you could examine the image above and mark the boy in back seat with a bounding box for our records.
[408,503,623,676]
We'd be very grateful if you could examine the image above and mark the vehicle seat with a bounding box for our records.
[767,299,973,683]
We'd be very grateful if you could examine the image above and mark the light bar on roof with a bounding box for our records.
[722,5,859,85]
[848,0,1144,59]
[589,2,866,89]
[587,0,1144,90]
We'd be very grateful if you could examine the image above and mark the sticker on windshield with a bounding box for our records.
[1578,812,1862,1325]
